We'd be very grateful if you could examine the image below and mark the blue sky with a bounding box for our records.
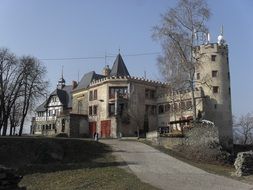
[0,0,252,117]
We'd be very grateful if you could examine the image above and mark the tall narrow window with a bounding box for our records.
[212,70,218,77]
[109,104,115,116]
[145,89,149,98]
[93,105,97,115]
[89,91,93,101]
[94,90,97,100]
[196,73,200,80]
[213,86,219,93]
[186,101,192,110]
[211,55,216,62]
[89,106,92,115]
[165,104,170,112]
[150,90,155,99]
[78,100,83,114]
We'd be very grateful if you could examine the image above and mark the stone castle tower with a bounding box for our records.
[195,30,233,147]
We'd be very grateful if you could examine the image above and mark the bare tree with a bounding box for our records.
[234,113,253,145]
[18,56,48,136]
[153,0,210,120]
[0,48,22,135]
[9,101,22,135]
[0,48,48,136]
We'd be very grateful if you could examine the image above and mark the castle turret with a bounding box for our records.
[195,31,233,148]
[57,67,65,89]
[102,65,111,77]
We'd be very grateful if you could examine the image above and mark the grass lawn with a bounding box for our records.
[141,139,253,185]
[0,137,159,190]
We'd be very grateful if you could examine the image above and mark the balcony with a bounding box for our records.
[109,93,128,100]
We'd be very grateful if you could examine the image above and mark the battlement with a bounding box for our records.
[194,43,228,54]
[89,75,168,87]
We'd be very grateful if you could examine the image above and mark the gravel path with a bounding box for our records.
[101,140,253,190]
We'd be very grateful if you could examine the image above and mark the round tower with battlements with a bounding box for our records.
[195,31,233,148]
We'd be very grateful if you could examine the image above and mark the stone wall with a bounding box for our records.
[234,151,253,177]
[69,114,89,137]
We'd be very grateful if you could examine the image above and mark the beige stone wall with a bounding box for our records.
[72,91,89,115]
[157,89,204,130]
[195,43,233,145]
[74,77,167,138]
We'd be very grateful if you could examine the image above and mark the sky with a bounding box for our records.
[0,0,252,118]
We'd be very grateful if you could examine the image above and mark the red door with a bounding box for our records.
[89,122,97,137]
[100,120,111,138]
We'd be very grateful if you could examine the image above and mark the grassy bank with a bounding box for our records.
[0,137,159,190]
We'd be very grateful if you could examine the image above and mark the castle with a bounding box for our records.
[31,31,233,146]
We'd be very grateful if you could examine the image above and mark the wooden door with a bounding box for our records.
[100,120,111,138]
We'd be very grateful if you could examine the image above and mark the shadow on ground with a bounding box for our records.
[0,137,130,175]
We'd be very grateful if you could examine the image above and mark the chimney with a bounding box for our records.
[102,65,111,77]
[72,80,78,90]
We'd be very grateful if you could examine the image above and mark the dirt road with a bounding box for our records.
[101,140,253,190]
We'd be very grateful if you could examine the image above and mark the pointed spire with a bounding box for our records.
[110,53,130,77]
[221,24,224,36]
[57,65,65,89]
[61,65,64,79]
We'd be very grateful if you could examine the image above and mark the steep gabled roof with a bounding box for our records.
[110,54,130,77]
[46,85,72,109]
[75,71,104,90]
[36,101,47,112]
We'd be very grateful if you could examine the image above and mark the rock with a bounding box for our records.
[233,151,253,177]
[0,165,25,190]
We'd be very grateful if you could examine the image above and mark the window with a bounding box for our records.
[228,72,230,80]
[158,105,164,114]
[214,104,217,109]
[89,91,93,101]
[89,106,92,116]
[61,119,65,132]
[180,102,186,110]
[173,103,178,111]
[109,87,127,99]
[94,89,97,100]
[93,105,97,115]
[196,73,200,80]
[145,105,149,114]
[186,101,192,110]
[150,90,155,99]
[145,89,149,98]
[145,89,155,99]
[118,103,125,115]
[150,105,156,115]
[229,87,231,95]
[211,55,216,61]
[165,104,170,112]
[212,70,218,77]
[213,86,219,93]
[109,104,115,116]
[78,100,83,114]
